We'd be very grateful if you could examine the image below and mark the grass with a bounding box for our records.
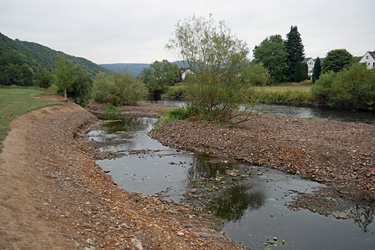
[0,88,60,152]
[252,81,313,93]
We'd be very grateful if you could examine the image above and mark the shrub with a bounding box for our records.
[312,64,375,110]
[92,71,147,106]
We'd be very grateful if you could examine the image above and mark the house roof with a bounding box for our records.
[302,57,313,63]
[368,51,375,60]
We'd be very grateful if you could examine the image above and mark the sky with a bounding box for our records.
[1,0,374,64]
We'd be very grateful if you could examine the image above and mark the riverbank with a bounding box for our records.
[151,112,375,201]
[0,99,246,249]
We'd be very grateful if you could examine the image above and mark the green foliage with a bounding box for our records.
[166,14,253,121]
[312,64,375,110]
[162,104,199,123]
[139,60,181,100]
[312,57,322,83]
[0,88,59,152]
[104,105,122,119]
[92,71,147,106]
[253,34,288,84]
[33,66,54,88]
[248,63,271,85]
[285,26,305,81]
[293,62,303,82]
[322,49,353,73]
[54,55,75,101]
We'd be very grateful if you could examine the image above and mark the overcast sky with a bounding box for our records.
[1,0,374,64]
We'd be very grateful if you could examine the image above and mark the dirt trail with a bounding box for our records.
[0,101,246,250]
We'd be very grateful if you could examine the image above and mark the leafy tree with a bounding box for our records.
[3,64,23,85]
[92,71,147,106]
[312,64,375,110]
[20,64,33,86]
[34,66,54,88]
[63,65,93,105]
[54,55,74,101]
[166,14,252,121]
[140,60,181,100]
[312,57,321,83]
[252,34,288,84]
[248,62,271,85]
[285,26,305,81]
[322,49,353,73]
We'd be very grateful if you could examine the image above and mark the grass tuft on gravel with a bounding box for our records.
[0,88,60,152]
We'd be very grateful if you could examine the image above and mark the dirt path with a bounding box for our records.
[0,101,246,250]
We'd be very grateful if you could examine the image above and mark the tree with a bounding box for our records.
[285,26,305,81]
[54,54,74,101]
[64,65,93,105]
[34,66,53,88]
[166,14,252,121]
[92,71,147,106]
[253,35,288,83]
[312,57,321,83]
[293,61,303,82]
[248,62,271,85]
[252,35,288,84]
[140,60,181,100]
[322,49,353,73]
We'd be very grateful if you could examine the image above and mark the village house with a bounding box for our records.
[302,57,315,76]
[359,51,375,69]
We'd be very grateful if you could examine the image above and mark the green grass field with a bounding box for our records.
[0,88,60,152]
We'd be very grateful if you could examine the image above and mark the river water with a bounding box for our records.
[87,102,375,249]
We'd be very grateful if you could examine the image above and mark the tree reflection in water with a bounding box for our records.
[350,204,374,232]
[186,154,265,223]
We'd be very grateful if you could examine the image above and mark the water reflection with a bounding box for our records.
[210,184,265,222]
[350,205,374,232]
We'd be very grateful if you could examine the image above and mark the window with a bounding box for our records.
[366,55,369,59]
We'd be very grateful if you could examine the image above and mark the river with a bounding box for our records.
[87,102,375,249]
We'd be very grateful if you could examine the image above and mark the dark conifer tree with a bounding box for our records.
[285,26,305,81]
[312,57,321,83]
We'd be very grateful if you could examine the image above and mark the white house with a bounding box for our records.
[359,51,375,69]
[302,57,315,76]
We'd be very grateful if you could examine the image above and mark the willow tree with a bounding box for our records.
[166,14,252,121]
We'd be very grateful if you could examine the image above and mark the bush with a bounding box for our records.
[311,64,375,110]
[92,71,147,106]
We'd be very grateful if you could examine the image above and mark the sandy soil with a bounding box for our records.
[0,99,246,250]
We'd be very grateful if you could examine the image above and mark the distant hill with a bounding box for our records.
[101,63,151,76]
[101,61,187,76]
[0,32,107,76]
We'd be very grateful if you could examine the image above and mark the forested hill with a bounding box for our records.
[0,32,107,76]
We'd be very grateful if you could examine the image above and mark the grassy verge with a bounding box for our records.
[0,88,60,152]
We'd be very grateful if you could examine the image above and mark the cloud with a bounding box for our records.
[1,0,374,63]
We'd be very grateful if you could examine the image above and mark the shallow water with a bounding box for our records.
[88,116,375,250]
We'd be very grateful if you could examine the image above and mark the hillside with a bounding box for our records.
[0,32,107,76]
[101,61,186,76]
